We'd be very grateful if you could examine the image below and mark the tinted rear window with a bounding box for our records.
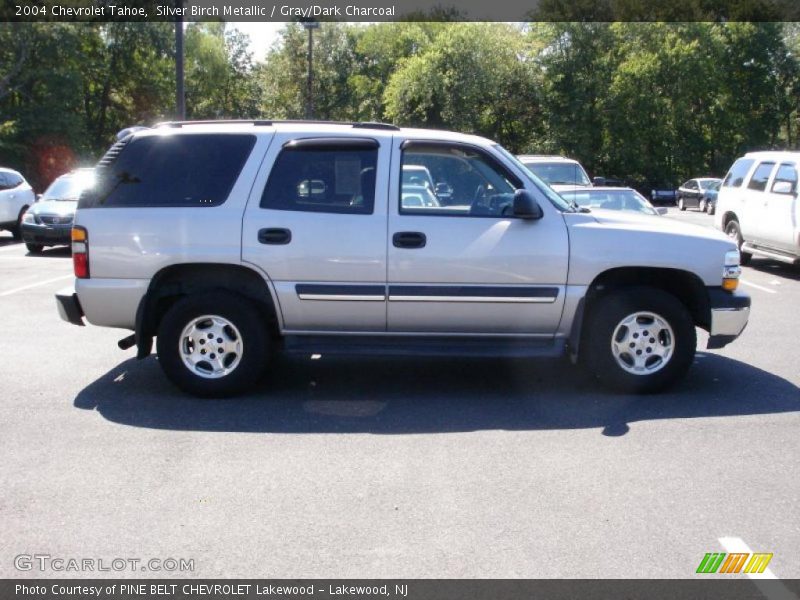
[81,134,255,208]
[722,158,755,188]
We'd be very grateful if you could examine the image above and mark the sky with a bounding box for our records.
[230,22,289,62]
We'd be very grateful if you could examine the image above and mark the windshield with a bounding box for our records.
[42,172,94,201]
[560,189,657,215]
[521,161,591,186]
[493,145,574,211]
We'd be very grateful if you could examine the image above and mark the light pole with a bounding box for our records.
[174,0,185,120]
[301,21,319,120]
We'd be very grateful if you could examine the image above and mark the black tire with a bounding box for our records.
[156,291,270,398]
[26,242,43,253]
[707,203,715,216]
[582,287,696,394]
[11,206,28,241]
[699,198,707,213]
[724,219,751,265]
[678,197,686,211]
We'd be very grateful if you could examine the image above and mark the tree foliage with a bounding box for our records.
[1,21,798,191]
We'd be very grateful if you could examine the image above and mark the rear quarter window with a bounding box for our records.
[81,134,256,208]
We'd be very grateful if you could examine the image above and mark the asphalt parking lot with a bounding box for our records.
[0,207,798,579]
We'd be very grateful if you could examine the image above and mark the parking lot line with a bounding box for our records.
[0,274,73,297]
[718,537,797,600]
[740,279,778,294]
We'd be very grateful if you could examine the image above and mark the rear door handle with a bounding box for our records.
[393,231,426,249]
[258,228,291,245]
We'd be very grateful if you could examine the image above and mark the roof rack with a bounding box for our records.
[153,119,400,131]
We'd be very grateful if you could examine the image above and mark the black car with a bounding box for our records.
[676,178,722,214]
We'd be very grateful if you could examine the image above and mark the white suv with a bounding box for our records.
[715,151,800,265]
[0,167,35,240]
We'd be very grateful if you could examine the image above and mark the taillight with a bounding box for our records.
[72,226,89,278]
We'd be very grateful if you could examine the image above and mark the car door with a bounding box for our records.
[0,172,20,225]
[242,133,390,332]
[680,180,700,208]
[387,139,569,334]
[743,161,777,244]
[760,162,799,253]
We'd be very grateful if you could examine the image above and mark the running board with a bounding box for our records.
[283,335,566,359]
[741,242,800,264]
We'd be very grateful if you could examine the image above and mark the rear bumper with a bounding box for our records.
[707,288,750,349]
[55,286,84,326]
[21,223,72,245]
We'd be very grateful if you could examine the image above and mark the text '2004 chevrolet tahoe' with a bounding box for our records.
[56,121,750,397]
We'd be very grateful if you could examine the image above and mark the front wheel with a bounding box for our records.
[583,287,696,393]
[156,291,270,397]
[678,197,686,211]
[25,242,43,253]
[699,198,707,213]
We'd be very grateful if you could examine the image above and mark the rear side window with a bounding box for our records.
[722,158,755,188]
[260,140,378,215]
[81,134,256,208]
[747,162,776,192]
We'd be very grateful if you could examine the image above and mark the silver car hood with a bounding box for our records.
[581,208,730,243]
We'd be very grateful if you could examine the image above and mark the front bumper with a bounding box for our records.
[707,288,750,349]
[55,286,84,326]
[21,222,72,246]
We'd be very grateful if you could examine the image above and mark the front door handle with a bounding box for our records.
[393,231,426,249]
[258,228,291,245]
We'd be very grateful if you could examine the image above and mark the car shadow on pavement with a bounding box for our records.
[25,246,71,258]
[73,352,799,437]
[747,258,800,282]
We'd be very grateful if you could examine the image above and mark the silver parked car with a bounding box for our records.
[56,121,749,397]
[559,187,666,216]
[0,167,36,240]
[21,168,95,253]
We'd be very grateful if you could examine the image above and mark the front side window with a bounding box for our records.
[685,180,698,190]
[400,143,521,217]
[771,163,798,194]
[261,142,377,215]
[82,134,255,208]
[747,162,776,192]
[723,158,755,188]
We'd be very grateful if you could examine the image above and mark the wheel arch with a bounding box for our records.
[134,263,281,359]
[569,266,710,358]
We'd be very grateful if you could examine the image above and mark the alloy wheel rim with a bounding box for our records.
[610,311,675,375]
[179,315,243,379]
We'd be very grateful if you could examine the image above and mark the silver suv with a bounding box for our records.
[56,121,750,397]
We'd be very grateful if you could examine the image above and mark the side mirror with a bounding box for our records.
[592,176,606,186]
[35,194,42,201]
[772,181,796,195]
[513,189,543,220]
[656,207,668,216]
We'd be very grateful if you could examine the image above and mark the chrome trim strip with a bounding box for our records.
[298,294,385,302]
[389,295,556,303]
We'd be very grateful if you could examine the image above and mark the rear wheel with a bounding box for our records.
[583,287,696,393]
[725,219,751,265]
[11,206,28,241]
[156,291,269,397]
[25,242,43,253]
